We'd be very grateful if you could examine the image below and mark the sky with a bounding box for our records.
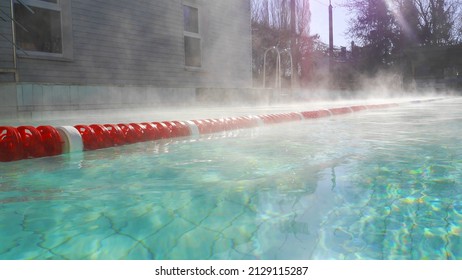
[309,0,351,48]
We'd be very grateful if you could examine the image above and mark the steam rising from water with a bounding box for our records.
[5,1,458,125]
[3,94,450,128]
[5,9,456,125]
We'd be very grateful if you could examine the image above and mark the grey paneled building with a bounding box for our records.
[0,0,252,116]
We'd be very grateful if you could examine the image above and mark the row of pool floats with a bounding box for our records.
[0,99,443,162]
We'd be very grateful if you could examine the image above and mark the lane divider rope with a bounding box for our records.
[0,98,445,162]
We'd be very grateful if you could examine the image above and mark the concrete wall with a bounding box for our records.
[0,84,284,120]
[1,83,195,115]
[0,84,17,119]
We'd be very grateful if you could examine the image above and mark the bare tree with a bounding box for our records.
[345,0,397,72]
[415,0,460,45]
[251,0,313,87]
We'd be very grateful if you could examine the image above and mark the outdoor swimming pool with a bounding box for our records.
[0,97,461,259]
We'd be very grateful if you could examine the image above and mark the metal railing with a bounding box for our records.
[262,46,293,89]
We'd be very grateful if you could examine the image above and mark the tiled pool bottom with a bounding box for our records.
[0,134,335,260]
[1,98,462,259]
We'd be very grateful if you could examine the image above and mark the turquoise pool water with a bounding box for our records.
[1,98,461,259]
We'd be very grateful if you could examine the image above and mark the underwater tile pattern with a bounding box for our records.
[1,98,462,259]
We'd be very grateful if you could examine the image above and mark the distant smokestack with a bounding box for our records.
[328,1,333,73]
[329,1,333,57]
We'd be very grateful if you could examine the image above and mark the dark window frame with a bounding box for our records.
[14,0,73,60]
[183,3,201,68]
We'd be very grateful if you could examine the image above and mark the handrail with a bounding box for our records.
[263,47,294,89]
[280,48,294,88]
[263,46,280,88]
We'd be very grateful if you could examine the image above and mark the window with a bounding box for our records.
[14,0,73,59]
[183,4,201,68]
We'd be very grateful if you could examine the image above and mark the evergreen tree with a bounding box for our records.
[346,0,397,72]
[346,0,460,74]
[395,0,421,47]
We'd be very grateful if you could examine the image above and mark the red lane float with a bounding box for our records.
[89,124,113,149]
[17,126,45,158]
[75,125,98,151]
[226,116,249,128]
[289,112,304,121]
[350,105,368,112]
[1,101,406,162]
[260,114,274,124]
[367,103,396,110]
[36,126,63,157]
[129,123,147,142]
[242,116,260,128]
[0,126,23,162]
[139,122,162,141]
[173,121,193,137]
[117,124,138,144]
[300,110,331,119]
[209,119,224,133]
[225,117,240,130]
[265,114,279,124]
[191,119,210,134]
[103,124,126,146]
[329,107,354,115]
[0,125,63,161]
[152,122,172,139]
[165,121,183,137]
[200,120,215,133]
[209,119,226,133]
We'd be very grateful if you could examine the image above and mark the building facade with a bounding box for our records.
[0,0,252,117]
